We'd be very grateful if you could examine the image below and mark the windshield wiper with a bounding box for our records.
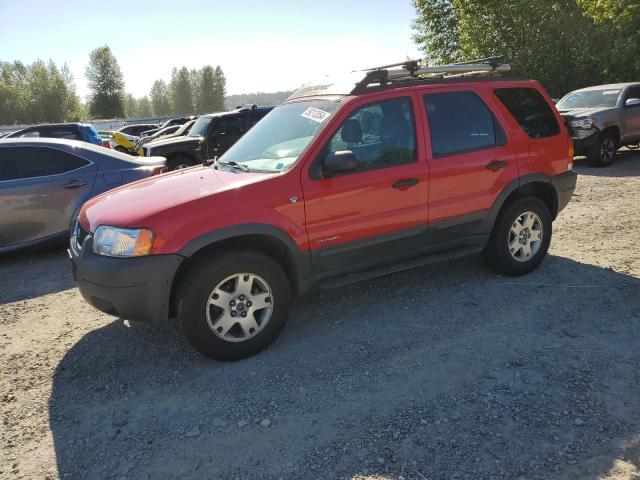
[210,158,250,172]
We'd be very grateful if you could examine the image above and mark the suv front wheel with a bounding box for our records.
[483,196,552,276]
[587,131,617,167]
[176,250,292,361]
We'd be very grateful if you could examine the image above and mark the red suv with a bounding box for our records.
[69,59,577,361]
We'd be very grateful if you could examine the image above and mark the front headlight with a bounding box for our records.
[570,118,597,129]
[92,226,154,257]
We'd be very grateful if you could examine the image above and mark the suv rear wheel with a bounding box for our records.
[587,131,617,167]
[483,196,552,276]
[176,250,291,361]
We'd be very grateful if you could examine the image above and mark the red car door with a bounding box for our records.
[301,92,429,273]
[418,85,519,242]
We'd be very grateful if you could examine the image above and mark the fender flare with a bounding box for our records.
[177,223,312,282]
[487,173,557,227]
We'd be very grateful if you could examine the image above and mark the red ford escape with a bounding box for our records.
[69,58,577,361]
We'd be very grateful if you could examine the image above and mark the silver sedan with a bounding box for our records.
[0,138,166,253]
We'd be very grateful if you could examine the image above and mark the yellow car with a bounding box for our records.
[110,131,137,154]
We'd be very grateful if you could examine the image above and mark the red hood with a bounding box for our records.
[80,166,270,231]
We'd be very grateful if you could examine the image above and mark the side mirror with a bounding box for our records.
[625,98,640,108]
[323,150,357,177]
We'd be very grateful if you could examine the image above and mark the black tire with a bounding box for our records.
[586,131,617,167]
[176,250,291,361]
[482,196,552,276]
[168,156,197,171]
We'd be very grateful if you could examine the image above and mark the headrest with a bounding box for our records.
[341,119,362,144]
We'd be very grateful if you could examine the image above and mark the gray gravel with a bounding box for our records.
[1,152,640,479]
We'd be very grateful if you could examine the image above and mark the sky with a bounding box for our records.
[0,0,423,101]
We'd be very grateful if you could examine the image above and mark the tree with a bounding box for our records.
[411,0,634,96]
[138,96,153,117]
[124,93,139,118]
[196,65,216,113]
[85,45,125,118]
[212,65,226,112]
[150,79,170,117]
[169,67,193,115]
[60,63,85,122]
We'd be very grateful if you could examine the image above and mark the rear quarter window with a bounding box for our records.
[494,87,560,139]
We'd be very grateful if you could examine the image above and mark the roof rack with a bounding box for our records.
[353,56,511,93]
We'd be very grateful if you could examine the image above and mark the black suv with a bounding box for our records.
[142,105,273,170]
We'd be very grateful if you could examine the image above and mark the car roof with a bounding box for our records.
[0,137,136,161]
[286,73,534,102]
[572,83,640,92]
[201,106,274,119]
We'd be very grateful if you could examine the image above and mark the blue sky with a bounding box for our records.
[0,0,422,100]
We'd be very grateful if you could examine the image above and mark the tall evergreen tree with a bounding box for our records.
[150,79,170,117]
[169,67,193,114]
[138,96,153,117]
[212,65,226,112]
[85,45,125,118]
[196,65,217,113]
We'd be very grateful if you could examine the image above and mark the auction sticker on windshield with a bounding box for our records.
[301,107,331,123]
[603,90,620,95]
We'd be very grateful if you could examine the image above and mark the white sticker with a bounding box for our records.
[602,90,620,95]
[301,107,331,123]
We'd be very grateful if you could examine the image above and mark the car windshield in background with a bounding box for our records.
[219,100,341,173]
[556,89,621,109]
[188,116,212,137]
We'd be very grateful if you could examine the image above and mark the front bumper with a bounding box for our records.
[69,235,184,325]
[552,170,578,215]
[570,130,600,155]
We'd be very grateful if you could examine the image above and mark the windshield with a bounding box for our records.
[188,116,213,137]
[557,89,621,109]
[219,99,341,172]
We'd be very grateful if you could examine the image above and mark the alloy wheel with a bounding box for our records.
[206,273,274,342]
[508,211,543,262]
[600,137,615,164]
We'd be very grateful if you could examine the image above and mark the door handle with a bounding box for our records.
[392,178,419,190]
[486,160,508,171]
[63,179,88,189]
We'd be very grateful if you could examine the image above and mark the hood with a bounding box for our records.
[557,107,611,118]
[145,135,201,150]
[80,166,270,231]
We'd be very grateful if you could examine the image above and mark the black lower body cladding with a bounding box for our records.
[552,170,578,214]
[69,237,183,325]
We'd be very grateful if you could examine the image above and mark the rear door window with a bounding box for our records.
[0,147,90,181]
[494,88,560,138]
[423,91,506,157]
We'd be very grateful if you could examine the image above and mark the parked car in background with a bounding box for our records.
[70,59,576,360]
[135,119,196,155]
[119,123,158,137]
[142,105,273,170]
[140,116,197,138]
[556,82,640,166]
[110,131,138,154]
[5,123,103,146]
[0,138,167,253]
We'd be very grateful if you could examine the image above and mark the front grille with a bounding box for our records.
[74,221,90,249]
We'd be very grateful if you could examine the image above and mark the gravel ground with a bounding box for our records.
[1,152,640,480]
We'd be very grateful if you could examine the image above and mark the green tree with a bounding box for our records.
[212,65,226,112]
[169,67,194,115]
[124,93,139,118]
[411,0,631,96]
[85,45,125,118]
[150,79,170,117]
[138,96,153,117]
[196,65,217,113]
